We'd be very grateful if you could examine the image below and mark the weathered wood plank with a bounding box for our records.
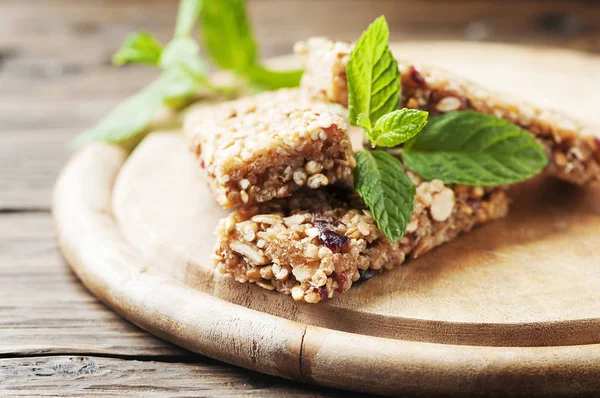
[0,213,187,357]
[0,356,359,397]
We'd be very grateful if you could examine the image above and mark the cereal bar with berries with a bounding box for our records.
[294,38,600,186]
[184,88,355,208]
[214,179,509,304]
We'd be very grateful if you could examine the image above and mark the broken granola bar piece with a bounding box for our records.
[294,38,600,186]
[214,181,509,303]
[184,88,356,208]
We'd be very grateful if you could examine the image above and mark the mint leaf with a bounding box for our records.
[356,113,372,135]
[347,16,400,125]
[354,151,416,243]
[245,65,303,90]
[175,0,202,37]
[402,111,548,186]
[112,32,163,66]
[200,0,257,71]
[160,37,207,78]
[71,69,198,147]
[369,109,428,147]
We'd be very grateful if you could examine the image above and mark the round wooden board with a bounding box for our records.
[54,42,600,396]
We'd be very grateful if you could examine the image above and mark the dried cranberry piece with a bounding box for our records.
[318,287,329,301]
[334,272,347,293]
[466,198,481,209]
[312,213,349,252]
[594,138,600,151]
[408,65,426,87]
[319,229,349,253]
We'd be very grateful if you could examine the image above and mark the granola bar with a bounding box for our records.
[184,88,356,208]
[214,179,509,303]
[294,38,600,186]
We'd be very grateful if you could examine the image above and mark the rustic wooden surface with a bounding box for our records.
[1,0,599,396]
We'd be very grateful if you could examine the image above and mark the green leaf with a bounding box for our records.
[160,37,207,77]
[112,32,163,66]
[402,111,548,186]
[369,109,428,147]
[175,0,203,37]
[71,69,198,147]
[354,151,416,243]
[347,16,400,126]
[245,65,303,90]
[356,113,372,135]
[200,0,257,71]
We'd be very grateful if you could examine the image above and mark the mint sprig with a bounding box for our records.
[71,69,195,148]
[348,17,547,243]
[112,32,163,67]
[72,0,303,147]
[174,0,203,38]
[348,17,423,243]
[200,0,257,71]
[200,0,303,89]
[354,151,416,243]
[403,111,548,186]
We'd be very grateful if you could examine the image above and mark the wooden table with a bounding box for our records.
[1,0,598,395]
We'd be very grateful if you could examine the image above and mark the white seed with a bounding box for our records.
[318,246,333,259]
[224,217,236,234]
[292,265,316,281]
[293,169,307,186]
[284,214,305,227]
[240,190,249,204]
[239,179,251,190]
[304,245,320,260]
[357,222,371,236]
[251,214,282,225]
[435,97,462,113]
[305,160,323,175]
[275,267,289,280]
[260,265,274,279]
[312,270,327,287]
[307,173,329,189]
[305,227,321,239]
[243,224,257,242]
[291,286,305,301]
[406,219,419,233]
[256,239,267,249]
[304,292,321,304]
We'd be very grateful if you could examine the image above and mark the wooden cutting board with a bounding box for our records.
[53,42,600,396]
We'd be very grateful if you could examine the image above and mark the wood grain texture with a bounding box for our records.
[0,356,351,397]
[0,213,187,358]
[2,0,600,396]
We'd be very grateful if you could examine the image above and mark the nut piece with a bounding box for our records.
[430,188,455,222]
[307,173,329,189]
[229,241,269,265]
